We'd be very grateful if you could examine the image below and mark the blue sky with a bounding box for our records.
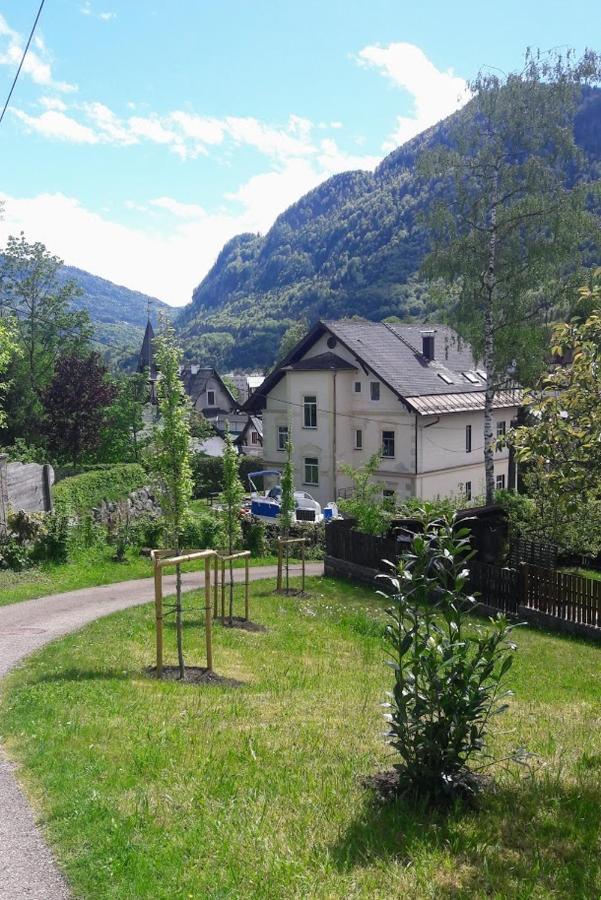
[0,0,597,305]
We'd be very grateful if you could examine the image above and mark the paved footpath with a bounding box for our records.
[0,562,323,899]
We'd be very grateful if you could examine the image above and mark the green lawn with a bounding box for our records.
[2,576,601,898]
[0,546,277,607]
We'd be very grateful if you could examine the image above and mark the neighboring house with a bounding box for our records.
[235,415,263,456]
[244,320,520,505]
[191,434,227,458]
[226,373,266,407]
[180,365,237,422]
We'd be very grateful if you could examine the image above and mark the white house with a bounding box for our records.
[244,320,520,505]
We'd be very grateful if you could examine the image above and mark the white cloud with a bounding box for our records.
[150,197,206,219]
[39,96,67,111]
[84,101,137,144]
[356,42,469,148]
[80,3,116,21]
[0,13,76,92]
[12,109,98,143]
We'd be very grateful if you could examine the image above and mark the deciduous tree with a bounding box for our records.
[421,48,601,503]
[220,428,244,622]
[43,353,116,468]
[151,321,193,677]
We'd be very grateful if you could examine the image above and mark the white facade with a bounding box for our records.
[260,332,517,505]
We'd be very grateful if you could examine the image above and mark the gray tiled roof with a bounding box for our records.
[288,351,357,372]
[323,321,484,398]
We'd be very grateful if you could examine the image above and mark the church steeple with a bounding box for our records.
[138,317,158,403]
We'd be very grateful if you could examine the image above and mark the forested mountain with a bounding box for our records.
[56,265,173,361]
[178,88,601,370]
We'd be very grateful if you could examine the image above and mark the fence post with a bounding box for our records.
[518,561,529,609]
[277,540,283,591]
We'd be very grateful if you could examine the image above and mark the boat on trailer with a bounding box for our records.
[247,470,338,525]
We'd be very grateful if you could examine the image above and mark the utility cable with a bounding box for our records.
[0,0,47,128]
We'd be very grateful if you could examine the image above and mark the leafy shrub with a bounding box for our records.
[32,513,71,564]
[180,510,225,551]
[7,509,45,544]
[378,516,519,803]
[53,464,146,516]
[338,453,390,535]
[0,534,31,570]
[242,519,266,558]
[191,454,262,499]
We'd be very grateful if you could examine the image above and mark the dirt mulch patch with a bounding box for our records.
[213,616,267,633]
[145,665,244,687]
[363,768,494,807]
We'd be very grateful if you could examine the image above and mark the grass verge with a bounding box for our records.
[0,546,277,607]
[2,576,601,898]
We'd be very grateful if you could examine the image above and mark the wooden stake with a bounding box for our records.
[213,554,219,618]
[277,541,283,592]
[245,557,250,620]
[153,562,164,677]
[205,557,213,672]
[301,540,306,593]
[221,558,226,619]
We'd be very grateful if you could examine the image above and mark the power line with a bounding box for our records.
[0,0,47,128]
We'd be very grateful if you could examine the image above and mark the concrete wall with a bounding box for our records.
[1,457,54,520]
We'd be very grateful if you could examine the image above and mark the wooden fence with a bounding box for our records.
[522,564,601,627]
[325,525,400,573]
[507,536,557,570]
[468,561,519,616]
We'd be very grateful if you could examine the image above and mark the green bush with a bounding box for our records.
[191,454,263,499]
[53,464,147,516]
[243,520,266,558]
[180,509,225,551]
[31,513,71,565]
[379,516,519,803]
[0,534,31,570]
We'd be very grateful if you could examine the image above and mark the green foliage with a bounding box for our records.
[150,321,193,550]
[1,233,92,442]
[180,509,225,551]
[52,464,146,516]
[221,431,244,553]
[510,302,601,553]
[338,452,389,535]
[0,316,20,427]
[279,436,295,535]
[0,533,31,571]
[100,372,148,463]
[242,519,266,558]
[190,453,262,498]
[277,319,309,361]
[176,86,601,372]
[379,517,519,802]
[420,50,601,502]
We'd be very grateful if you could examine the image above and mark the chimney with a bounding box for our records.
[421,330,435,360]
[191,364,199,375]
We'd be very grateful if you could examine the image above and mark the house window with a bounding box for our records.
[382,430,395,458]
[355,428,363,450]
[303,395,317,428]
[465,424,472,453]
[496,420,506,438]
[370,381,380,401]
[251,431,260,445]
[496,474,505,491]
[277,425,288,451]
[465,481,472,501]
[354,381,361,393]
[207,390,215,406]
[304,457,319,486]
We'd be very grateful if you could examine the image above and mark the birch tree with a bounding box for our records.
[151,321,193,678]
[421,48,601,503]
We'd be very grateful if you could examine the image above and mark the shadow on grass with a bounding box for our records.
[331,773,601,897]
[32,668,131,684]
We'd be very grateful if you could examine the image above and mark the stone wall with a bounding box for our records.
[92,486,161,525]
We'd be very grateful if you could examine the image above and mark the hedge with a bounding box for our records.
[53,464,147,515]
[191,454,263,498]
